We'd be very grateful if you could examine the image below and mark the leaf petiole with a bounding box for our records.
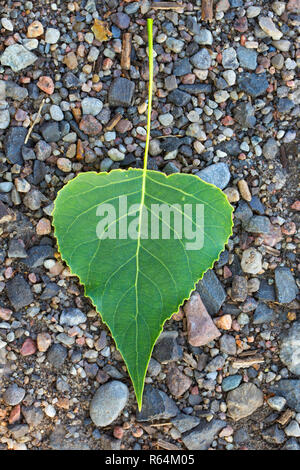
[144,18,154,172]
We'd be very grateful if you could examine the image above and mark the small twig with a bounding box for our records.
[152,2,185,12]
[25,98,46,144]
[121,33,132,70]
[156,134,183,139]
[201,0,214,22]
[150,422,172,427]
[106,113,122,131]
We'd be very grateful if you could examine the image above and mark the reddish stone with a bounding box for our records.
[181,73,195,84]
[166,366,192,397]
[291,201,300,211]
[103,58,113,70]
[221,115,234,126]
[0,307,12,321]
[262,225,283,247]
[287,0,300,12]
[183,292,221,346]
[79,115,102,136]
[234,17,248,33]
[223,266,232,279]
[20,338,36,356]
[216,52,223,64]
[37,76,54,95]
[8,405,21,424]
[282,221,296,235]
[215,314,232,330]
[115,119,133,133]
[113,426,124,439]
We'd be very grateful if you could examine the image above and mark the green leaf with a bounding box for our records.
[52,19,233,409]
[52,168,233,408]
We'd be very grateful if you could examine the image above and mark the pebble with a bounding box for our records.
[222,48,239,69]
[280,321,300,375]
[285,421,300,437]
[37,332,52,352]
[190,48,211,70]
[263,138,279,160]
[226,383,264,421]
[267,396,286,412]
[27,20,44,38]
[47,343,67,369]
[241,248,262,274]
[258,17,283,40]
[196,162,230,190]
[81,97,103,116]
[222,375,242,392]
[6,274,33,310]
[166,366,192,397]
[153,331,182,364]
[79,115,102,136]
[3,385,25,406]
[0,109,10,130]
[166,38,184,53]
[60,308,87,326]
[184,292,221,346]
[275,267,298,304]
[237,73,269,97]
[0,44,37,72]
[253,303,275,324]
[20,338,36,356]
[107,148,125,162]
[45,28,60,44]
[237,47,257,71]
[182,419,226,450]
[50,105,64,121]
[137,385,179,422]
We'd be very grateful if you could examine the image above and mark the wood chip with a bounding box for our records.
[121,33,131,70]
[238,349,259,357]
[201,0,213,22]
[105,113,122,131]
[152,2,185,12]
[277,409,294,426]
[231,356,264,368]
[25,98,45,144]
[156,439,181,451]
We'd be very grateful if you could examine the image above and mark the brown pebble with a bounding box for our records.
[37,76,54,95]
[36,218,51,236]
[238,179,252,202]
[27,21,44,38]
[37,332,52,352]
[183,292,221,346]
[57,157,72,172]
[63,52,78,70]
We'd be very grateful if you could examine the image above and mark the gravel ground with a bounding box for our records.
[0,0,299,451]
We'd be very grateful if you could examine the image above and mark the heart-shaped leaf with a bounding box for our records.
[52,168,233,408]
[52,19,233,409]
